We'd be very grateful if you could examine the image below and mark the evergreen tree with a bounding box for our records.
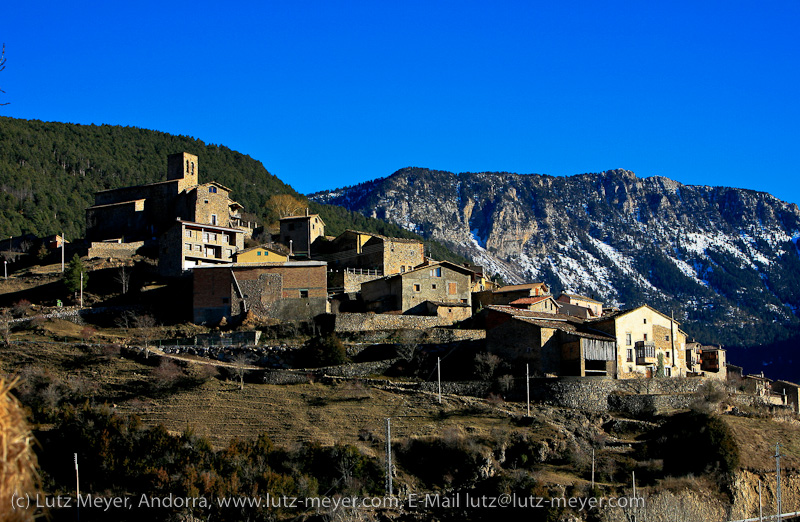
[656,352,666,378]
[64,254,88,294]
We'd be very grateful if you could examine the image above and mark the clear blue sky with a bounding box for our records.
[2,1,798,205]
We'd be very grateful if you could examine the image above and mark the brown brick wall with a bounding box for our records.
[231,264,327,298]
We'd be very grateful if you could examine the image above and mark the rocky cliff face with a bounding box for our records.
[311,168,800,351]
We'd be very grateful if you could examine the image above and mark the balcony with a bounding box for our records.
[635,341,656,365]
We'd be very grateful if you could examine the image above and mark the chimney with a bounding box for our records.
[305,208,309,217]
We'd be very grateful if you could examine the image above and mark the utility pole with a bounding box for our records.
[61,233,65,273]
[526,363,530,417]
[437,357,442,404]
[79,271,83,308]
[385,418,393,496]
[776,443,782,522]
[3,260,6,279]
[758,478,763,522]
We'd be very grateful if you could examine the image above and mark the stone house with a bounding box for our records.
[423,301,473,322]
[192,261,328,324]
[159,220,245,277]
[234,245,289,264]
[86,152,253,242]
[509,295,561,313]
[317,230,426,293]
[315,230,424,275]
[484,306,616,377]
[465,264,499,293]
[360,261,473,314]
[771,380,800,413]
[473,282,550,310]
[699,345,727,381]
[556,293,603,317]
[588,305,689,379]
[279,211,326,258]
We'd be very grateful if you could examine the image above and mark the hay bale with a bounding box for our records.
[0,377,38,522]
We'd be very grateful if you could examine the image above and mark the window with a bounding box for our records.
[431,267,442,277]
[185,230,192,238]
[209,186,217,193]
[211,215,218,226]
[666,351,671,359]
[665,335,670,341]
[194,244,201,252]
[203,232,210,242]
[448,282,457,295]
[432,284,437,290]
[186,160,189,173]
[643,318,647,324]
[643,333,648,341]
[665,367,672,377]
[413,284,421,292]
[210,233,217,242]
[204,200,209,204]
[299,289,309,298]
[626,333,632,346]
[191,162,195,174]
[185,243,191,251]
[627,349,633,362]
[257,251,262,256]
[400,266,405,273]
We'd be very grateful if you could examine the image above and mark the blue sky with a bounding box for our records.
[2,1,798,205]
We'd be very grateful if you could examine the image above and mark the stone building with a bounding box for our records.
[192,261,328,324]
[485,306,616,377]
[279,211,326,258]
[589,305,689,379]
[508,295,561,313]
[86,152,253,242]
[360,261,473,314]
[159,220,245,276]
[473,282,550,310]
[771,380,800,413]
[556,293,603,317]
[422,301,473,322]
[316,230,424,274]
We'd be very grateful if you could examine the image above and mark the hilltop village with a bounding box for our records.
[3,153,798,410]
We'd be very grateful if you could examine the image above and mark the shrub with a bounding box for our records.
[298,335,349,367]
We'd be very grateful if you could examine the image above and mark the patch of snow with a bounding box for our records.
[470,229,487,249]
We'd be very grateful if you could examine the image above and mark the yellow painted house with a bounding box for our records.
[233,245,289,264]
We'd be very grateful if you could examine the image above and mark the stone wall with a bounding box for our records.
[87,241,145,259]
[333,313,449,332]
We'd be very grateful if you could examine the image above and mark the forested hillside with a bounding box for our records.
[0,117,463,263]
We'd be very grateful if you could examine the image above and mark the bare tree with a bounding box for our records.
[231,352,250,391]
[134,314,158,359]
[266,194,306,218]
[114,266,131,295]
